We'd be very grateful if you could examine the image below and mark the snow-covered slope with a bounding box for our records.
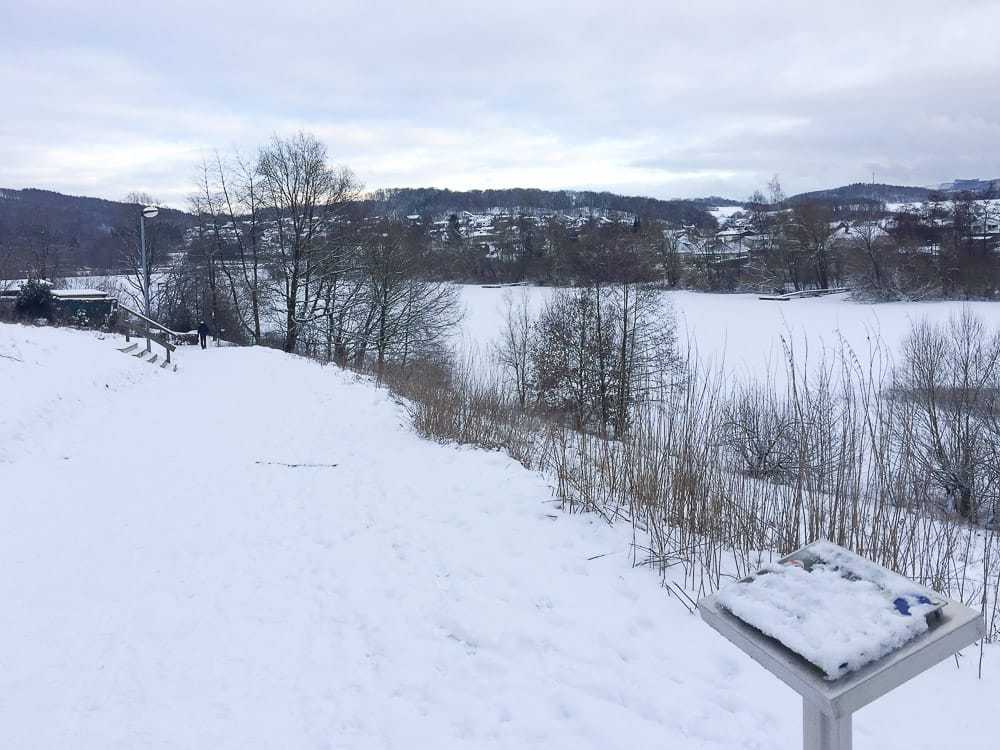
[0,325,155,463]
[0,322,993,748]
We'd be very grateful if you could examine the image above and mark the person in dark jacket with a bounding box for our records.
[197,320,210,349]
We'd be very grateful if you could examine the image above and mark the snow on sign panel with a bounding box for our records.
[716,541,947,680]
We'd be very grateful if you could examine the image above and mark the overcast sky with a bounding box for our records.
[3,0,999,207]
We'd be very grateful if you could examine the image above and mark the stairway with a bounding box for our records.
[117,341,177,371]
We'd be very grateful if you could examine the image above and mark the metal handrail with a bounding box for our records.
[116,301,186,341]
[117,301,180,364]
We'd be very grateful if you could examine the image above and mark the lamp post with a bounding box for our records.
[139,205,158,350]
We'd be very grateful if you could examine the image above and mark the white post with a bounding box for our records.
[803,700,851,750]
[139,205,160,351]
[139,212,150,351]
[139,215,148,315]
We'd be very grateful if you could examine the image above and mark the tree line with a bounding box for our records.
[730,179,1000,299]
[118,133,460,376]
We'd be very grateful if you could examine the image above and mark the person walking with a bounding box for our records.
[197,320,210,350]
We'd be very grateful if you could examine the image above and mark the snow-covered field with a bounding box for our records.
[0,322,995,748]
[456,286,1000,382]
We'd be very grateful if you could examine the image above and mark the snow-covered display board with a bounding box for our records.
[716,541,946,679]
[699,541,984,750]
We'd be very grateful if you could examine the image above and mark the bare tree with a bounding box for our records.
[256,133,360,352]
[350,221,462,375]
[609,281,678,436]
[897,311,1000,521]
[848,203,890,296]
[190,151,273,343]
[789,201,839,289]
[722,385,797,479]
[530,282,676,436]
[495,289,533,407]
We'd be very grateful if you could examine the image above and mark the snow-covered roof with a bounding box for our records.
[50,289,110,299]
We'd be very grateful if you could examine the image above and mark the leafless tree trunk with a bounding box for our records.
[194,151,269,344]
[897,311,1000,521]
[495,289,533,407]
[256,132,360,352]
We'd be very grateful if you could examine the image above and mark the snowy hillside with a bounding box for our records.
[0,322,994,748]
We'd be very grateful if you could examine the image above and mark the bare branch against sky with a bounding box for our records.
[2,0,999,206]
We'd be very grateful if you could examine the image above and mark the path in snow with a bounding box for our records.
[0,325,993,749]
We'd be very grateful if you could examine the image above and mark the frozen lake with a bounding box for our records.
[455,285,1000,382]
[28,274,1000,381]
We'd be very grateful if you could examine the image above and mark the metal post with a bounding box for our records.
[140,213,151,352]
[803,700,851,750]
[139,214,150,319]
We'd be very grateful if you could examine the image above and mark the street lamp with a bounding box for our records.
[139,205,158,351]
[139,205,158,320]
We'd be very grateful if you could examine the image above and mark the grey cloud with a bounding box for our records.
[2,0,999,205]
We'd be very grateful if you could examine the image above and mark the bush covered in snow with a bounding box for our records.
[14,278,52,320]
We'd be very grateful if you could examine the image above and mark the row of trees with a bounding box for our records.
[698,178,1000,298]
[7,164,996,306]
[327,187,1000,300]
[495,281,678,438]
[111,133,462,373]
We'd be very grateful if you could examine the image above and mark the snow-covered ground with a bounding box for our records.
[708,205,745,223]
[456,286,1000,383]
[0,322,995,748]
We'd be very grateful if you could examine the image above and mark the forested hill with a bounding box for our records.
[365,187,720,227]
[784,179,1000,205]
[0,188,193,231]
[0,188,192,271]
[787,182,933,204]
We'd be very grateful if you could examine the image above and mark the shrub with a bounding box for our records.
[14,279,52,320]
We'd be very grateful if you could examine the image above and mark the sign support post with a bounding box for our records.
[803,699,850,750]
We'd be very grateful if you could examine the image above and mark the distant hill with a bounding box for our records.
[788,178,1000,206]
[935,178,1000,194]
[787,182,932,205]
[688,195,746,208]
[0,188,193,274]
[4,177,994,278]
[0,187,192,230]
[364,187,718,228]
